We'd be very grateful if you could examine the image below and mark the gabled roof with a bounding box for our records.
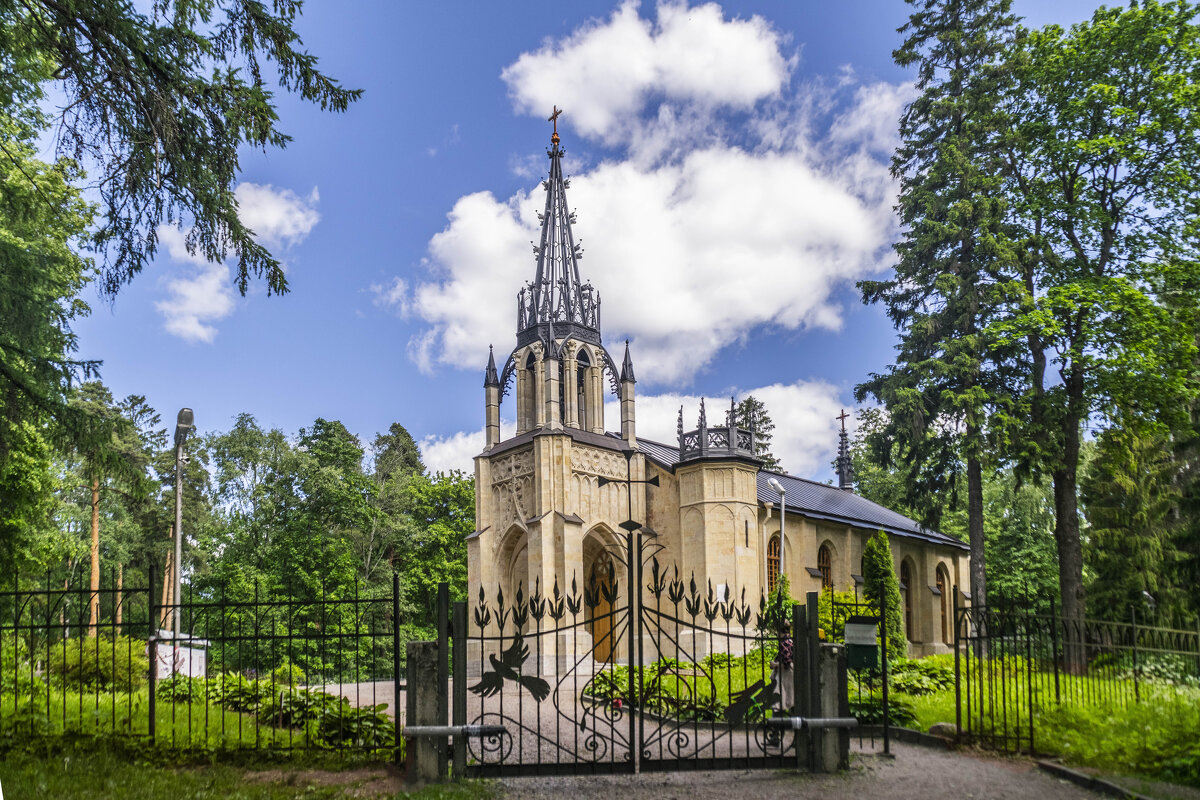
[634,436,967,551]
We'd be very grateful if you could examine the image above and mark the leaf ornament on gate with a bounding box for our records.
[566,573,582,616]
[529,577,546,622]
[735,587,753,627]
[647,557,667,599]
[469,636,551,702]
[474,586,492,628]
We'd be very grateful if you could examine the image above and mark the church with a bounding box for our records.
[467,119,969,663]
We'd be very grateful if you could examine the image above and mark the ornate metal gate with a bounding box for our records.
[454,533,818,776]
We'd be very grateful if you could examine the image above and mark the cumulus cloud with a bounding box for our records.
[420,419,516,475]
[154,226,236,343]
[502,1,792,158]
[155,183,320,341]
[234,183,321,250]
[393,1,905,384]
[371,276,411,316]
[421,380,849,478]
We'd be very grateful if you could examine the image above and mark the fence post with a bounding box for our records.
[452,600,467,777]
[953,584,961,740]
[392,572,402,766]
[792,601,805,773]
[1131,606,1140,703]
[437,582,449,777]
[406,640,441,784]
[1050,596,1060,705]
[147,562,157,744]
[880,580,890,757]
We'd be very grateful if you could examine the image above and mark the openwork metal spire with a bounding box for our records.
[517,108,601,349]
[836,409,854,491]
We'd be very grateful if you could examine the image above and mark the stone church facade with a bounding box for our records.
[467,125,969,664]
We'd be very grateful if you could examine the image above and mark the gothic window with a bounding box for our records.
[937,564,950,645]
[900,559,914,642]
[767,535,781,594]
[577,349,591,430]
[817,544,833,590]
[523,350,537,430]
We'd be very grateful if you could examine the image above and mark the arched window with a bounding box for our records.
[936,564,950,644]
[576,349,591,430]
[817,544,833,590]
[767,536,781,594]
[522,351,537,430]
[900,560,914,642]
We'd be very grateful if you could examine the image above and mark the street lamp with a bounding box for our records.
[767,477,786,584]
[173,408,195,672]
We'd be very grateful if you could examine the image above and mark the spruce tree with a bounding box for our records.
[858,0,1019,611]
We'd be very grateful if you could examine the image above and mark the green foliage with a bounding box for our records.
[861,532,905,661]
[1082,421,1186,622]
[816,588,863,643]
[1,0,360,298]
[849,694,917,727]
[735,396,780,471]
[45,635,148,691]
[156,674,207,702]
[888,657,954,696]
[757,573,798,639]
[270,660,306,687]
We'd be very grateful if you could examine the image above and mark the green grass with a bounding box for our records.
[1,687,398,757]
[887,663,1200,789]
[0,746,496,800]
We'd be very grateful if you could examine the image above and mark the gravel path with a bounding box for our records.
[490,742,1108,800]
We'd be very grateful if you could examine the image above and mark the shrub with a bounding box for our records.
[156,674,207,702]
[888,657,954,696]
[270,660,306,687]
[207,672,271,712]
[848,694,917,727]
[44,635,148,691]
[314,702,395,747]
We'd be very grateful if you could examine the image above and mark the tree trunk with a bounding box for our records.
[88,475,100,636]
[967,453,986,609]
[1055,368,1087,672]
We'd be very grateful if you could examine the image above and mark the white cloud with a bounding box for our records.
[422,380,849,479]
[390,2,904,385]
[420,419,516,475]
[154,227,236,343]
[234,183,320,250]
[502,0,792,157]
[605,379,849,477]
[371,276,411,316]
[155,183,320,341]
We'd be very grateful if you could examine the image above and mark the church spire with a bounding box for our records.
[484,345,499,387]
[836,409,854,491]
[516,107,601,350]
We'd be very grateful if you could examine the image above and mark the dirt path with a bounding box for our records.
[490,742,1109,800]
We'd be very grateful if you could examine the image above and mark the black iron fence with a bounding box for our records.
[0,566,407,759]
[955,592,1200,753]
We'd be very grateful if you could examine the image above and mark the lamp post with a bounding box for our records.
[767,477,786,585]
[173,408,194,672]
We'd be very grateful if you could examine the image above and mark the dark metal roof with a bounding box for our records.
[634,437,967,551]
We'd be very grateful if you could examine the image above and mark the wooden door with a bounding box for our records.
[591,565,614,663]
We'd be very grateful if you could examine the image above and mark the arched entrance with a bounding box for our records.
[583,529,619,663]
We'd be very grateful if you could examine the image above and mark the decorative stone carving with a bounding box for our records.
[492,448,534,483]
[571,445,629,481]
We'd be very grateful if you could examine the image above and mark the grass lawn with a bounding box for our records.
[0,747,495,800]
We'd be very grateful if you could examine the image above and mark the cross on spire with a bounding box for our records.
[836,409,850,432]
[548,105,562,144]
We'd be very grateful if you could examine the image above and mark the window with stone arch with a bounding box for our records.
[900,559,914,642]
[817,543,833,590]
[936,563,950,644]
[576,347,591,430]
[767,535,781,594]
[522,350,537,430]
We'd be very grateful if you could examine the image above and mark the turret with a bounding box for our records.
[619,340,636,446]
[484,346,500,449]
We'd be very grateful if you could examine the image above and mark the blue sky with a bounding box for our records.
[69,0,1100,479]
